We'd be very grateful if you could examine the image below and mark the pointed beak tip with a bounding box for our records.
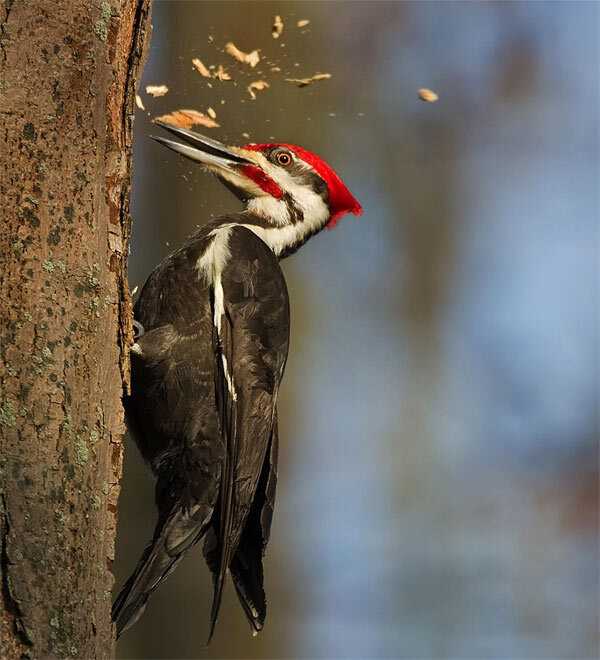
[149,128,251,169]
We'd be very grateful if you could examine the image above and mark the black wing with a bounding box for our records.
[113,234,224,636]
[205,226,289,639]
[229,412,279,633]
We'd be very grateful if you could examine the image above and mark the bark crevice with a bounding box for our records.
[1,494,33,651]
[0,0,15,62]
[114,0,152,396]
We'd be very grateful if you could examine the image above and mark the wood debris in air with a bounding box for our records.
[247,80,269,100]
[154,109,220,129]
[213,64,232,81]
[145,84,169,97]
[135,94,145,110]
[192,58,211,78]
[225,42,260,68]
[272,15,284,39]
[285,72,331,88]
[418,88,439,102]
[151,18,336,132]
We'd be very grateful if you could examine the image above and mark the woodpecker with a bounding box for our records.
[112,121,362,641]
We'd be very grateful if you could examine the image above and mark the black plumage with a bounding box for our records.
[112,123,362,642]
[113,215,289,639]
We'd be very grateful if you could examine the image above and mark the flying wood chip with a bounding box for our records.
[135,94,145,110]
[272,15,284,39]
[284,73,331,88]
[418,88,439,102]
[192,58,211,78]
[297,19,310,28]
[154,110,220,129]
[225,42,260,68]
[145,84,169,97]
[213,64,232,81]
[247,80,269,100]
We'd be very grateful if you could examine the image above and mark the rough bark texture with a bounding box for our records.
[0,1,151,657]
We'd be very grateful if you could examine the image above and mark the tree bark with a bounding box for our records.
[0,1,151,657]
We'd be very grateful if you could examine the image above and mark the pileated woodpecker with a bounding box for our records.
[113,121,362,640]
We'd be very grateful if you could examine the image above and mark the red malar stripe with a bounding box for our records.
[240,164,284,199]
[243,143,362,228]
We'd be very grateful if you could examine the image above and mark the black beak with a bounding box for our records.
[151,120,253,168]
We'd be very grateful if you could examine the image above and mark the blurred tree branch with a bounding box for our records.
[0,1,151,657]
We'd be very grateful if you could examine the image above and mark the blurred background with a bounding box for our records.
[114,1,599,657]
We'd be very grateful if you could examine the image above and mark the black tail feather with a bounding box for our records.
[230,540,266,634]
[206,341,238,644]
[112,503,212,637]
[203,524,227,644]
[229,440,272,635]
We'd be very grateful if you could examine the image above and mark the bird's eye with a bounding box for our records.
[274,150,293,167]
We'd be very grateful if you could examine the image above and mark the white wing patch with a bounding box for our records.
[196,226,237,400]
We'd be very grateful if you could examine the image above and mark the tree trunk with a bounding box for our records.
[0,1,151,657]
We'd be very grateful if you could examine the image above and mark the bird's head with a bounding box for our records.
[153,121,362,254]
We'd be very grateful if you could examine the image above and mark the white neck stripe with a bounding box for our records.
[195,226,238,400]
[196,226,231,335]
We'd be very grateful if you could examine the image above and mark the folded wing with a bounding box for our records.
[204,226,289,640]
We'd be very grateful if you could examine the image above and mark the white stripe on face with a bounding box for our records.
[237,150,330,254]
[199,148,330,258]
